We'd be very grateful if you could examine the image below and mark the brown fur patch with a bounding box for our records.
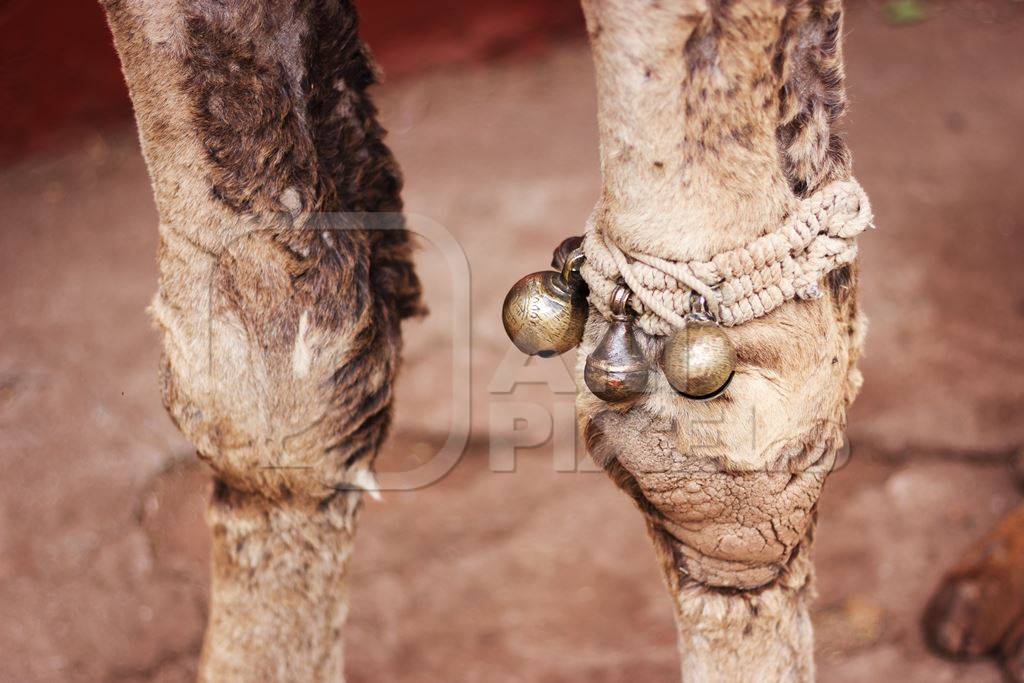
[181,0,422,319]
[775,0,852,196]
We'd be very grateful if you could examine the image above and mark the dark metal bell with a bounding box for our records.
[584,286,650,402]
[661,314,736,400]
[502,250,587,357]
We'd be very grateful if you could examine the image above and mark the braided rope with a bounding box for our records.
[580,180,873,336]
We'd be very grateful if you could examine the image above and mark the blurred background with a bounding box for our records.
[1,0,1023,681]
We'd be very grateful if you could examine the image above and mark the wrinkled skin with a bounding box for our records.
[578,269,863,683]
[581,287,862,590]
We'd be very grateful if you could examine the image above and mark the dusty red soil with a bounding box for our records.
[1,2,1024,681]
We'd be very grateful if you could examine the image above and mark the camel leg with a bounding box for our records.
[100,1,421,680]
[925,503,1024,679]
[578,0,862,679]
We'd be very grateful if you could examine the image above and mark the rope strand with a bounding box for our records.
[581,180,873,336]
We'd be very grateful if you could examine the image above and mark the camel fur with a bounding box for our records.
[100,0,420,679]
[578,0,864,679]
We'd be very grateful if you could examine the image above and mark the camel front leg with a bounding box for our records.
[100,1,421,680]
[578,0,863,679]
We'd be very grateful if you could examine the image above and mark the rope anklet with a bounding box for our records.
[581,179,873,336]
[501,179,874,402]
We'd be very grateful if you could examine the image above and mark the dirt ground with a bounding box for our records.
[2,3,1024,681]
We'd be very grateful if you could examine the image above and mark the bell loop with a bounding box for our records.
[551,235,584,271]
[560,248,586,287]
[609,285,632,318]
[687,292,716,325]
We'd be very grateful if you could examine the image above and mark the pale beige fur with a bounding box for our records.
[579,0,864,680]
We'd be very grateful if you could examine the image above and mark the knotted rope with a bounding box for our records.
[580,179,873,336]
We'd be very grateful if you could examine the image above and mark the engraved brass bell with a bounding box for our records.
[502,250,587,357]
[661,297,736,400]
[584,285,650,402]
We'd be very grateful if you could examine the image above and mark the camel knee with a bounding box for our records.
[160,346,394,502]
[584,404,836,590]
[652,465,826,589]
[578,298,855,590]
[153,247,401,503]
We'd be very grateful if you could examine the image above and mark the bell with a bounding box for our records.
[584,286,650,402]
[502,250,587,357]
[661,310,736,401]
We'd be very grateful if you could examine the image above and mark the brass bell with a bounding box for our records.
[502,250,587,357]
[661,297,736,400]
[584,285,650,402]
